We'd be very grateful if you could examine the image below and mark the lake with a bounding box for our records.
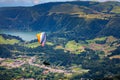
[0,30,40,41]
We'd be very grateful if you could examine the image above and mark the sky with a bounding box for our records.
[0,0,120,7]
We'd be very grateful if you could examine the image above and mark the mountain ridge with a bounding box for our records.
[0,1,120,39]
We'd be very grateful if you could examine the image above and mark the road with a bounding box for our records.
[28,57,71,74]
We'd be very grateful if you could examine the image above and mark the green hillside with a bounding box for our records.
[0,34,22,45]
[0,1,120,39]
[0,1,120,80]
[0,36,19,45]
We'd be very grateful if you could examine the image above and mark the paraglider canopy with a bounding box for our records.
[36,32,46,46]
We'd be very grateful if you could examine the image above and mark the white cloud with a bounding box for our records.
[33,0,40,4]
[0,0,34,7]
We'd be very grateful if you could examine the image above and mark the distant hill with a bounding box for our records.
[0,34,23,44]
[0,1,120,39]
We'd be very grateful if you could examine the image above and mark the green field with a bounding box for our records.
[0,36,20,45]
[111,6,120,13]
[25,41,54,48]
[65,40,85,54]
[86,37,107,43]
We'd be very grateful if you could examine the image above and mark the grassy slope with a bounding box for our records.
[111,6,120,13]
[25,41,54,48]
[64,36,119,57]
[65,40,85,54]
[0,36,20,45]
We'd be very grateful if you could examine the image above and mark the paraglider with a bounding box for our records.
[36,32,46,46]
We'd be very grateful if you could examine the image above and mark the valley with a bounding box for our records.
[0,1,120,80]
[0,33,120,79]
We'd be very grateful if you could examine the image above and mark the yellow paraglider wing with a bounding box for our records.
[36,33,41,43]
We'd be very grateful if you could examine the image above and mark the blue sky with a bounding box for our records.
[0,0,119,7]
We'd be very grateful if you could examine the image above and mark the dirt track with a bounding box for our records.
[28,57,71,74]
